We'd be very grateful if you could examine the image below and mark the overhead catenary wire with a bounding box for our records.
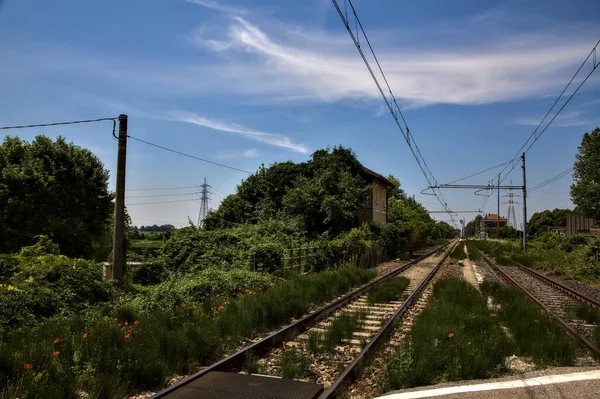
[127,135,253,174]
[529,167,574,193]
[495,37,600,184]
[331,0,454,221]
[444,160,511,185]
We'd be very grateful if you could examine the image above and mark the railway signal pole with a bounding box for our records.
[112,114,128,286]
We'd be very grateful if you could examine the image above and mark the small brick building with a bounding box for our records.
[356,167,394,224]
[483,213,507,229]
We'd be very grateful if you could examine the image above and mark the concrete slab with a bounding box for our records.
[377,367,600,399]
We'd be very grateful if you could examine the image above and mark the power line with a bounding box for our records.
[496,37,600,184]
[529,167,574,193]
[445,160,511,185]
[126,191,201,199]
[126,199,199,206]
[0,117,117,131]
[127,185,201,191]
[127,135,253,174]
[331,0,454,221]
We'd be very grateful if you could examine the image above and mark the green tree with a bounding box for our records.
[0,135,113,258]
[571,127,600,220]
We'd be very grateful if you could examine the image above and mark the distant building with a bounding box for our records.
[356,167,394,224]
[548,226,567,235]
[483,213,507,229]
[566,213,598,237]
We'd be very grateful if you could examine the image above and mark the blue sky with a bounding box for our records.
[1,0,599,229]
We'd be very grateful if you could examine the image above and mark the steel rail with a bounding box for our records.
[476,248,600,358]
[517,266,600,311]
[151,240,456,398]
[319,239,459,398]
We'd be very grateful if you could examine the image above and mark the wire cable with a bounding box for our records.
[529,167,574,193]
[444,160,511,185]
[495,37,600,184]
[126,198,200,206]
[126,191,201,199]
[127,185,201,191]
[127,135,253,174]
[0,117,117,130]
[331,0,454,220]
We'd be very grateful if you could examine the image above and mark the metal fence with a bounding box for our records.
[284,246,317,272]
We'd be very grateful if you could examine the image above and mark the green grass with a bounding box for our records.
[130,239,165,249]
[382,278,512,390]
[568,302,600,324]
[466,241,481,261]
[481,281,575,366]
[449,243,467,260]
[244,353,260,374]
[279,348,312,379]
[367,277,410,305]
[307,310,365,353]
[0,266,377,398]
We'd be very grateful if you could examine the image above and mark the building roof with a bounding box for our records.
[362,166,394,187]
[484,213,507,222]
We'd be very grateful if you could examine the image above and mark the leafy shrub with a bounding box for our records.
[249,243,283,273]
[131,261,168,286]
[0,254,114,328]
[18,235,60,257]
[0,254,19,281]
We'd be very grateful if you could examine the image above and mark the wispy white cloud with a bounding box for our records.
[514,111,589,127]
[169,110,309,153]
[183,0,248,15]
[375,105,386,117]
[215,148,258,160]
[185,16,597,107]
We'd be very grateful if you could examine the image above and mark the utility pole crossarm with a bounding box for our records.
[430,184,524,189]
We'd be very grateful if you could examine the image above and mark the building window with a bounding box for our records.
[364,195,371,207]
[375,185,379,204]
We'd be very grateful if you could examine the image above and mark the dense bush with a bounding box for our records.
[0,253,115,329]
[131,261,168,286]
[249,243,283,273]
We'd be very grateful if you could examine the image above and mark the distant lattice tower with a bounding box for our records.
[197,177,211,229]
[502,180,519,228]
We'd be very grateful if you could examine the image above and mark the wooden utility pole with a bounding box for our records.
[521,153,528,252]
[112,114,128,286]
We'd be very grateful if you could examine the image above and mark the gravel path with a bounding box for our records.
[533,269,600,303]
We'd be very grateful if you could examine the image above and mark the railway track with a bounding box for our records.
[150,239,458,399]
[476,247,600,359]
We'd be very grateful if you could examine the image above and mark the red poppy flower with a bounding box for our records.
[54,351,60,356]
[134,320,139,325]
[82,333,88,339]
[448,333,454,338]
[54,337,60,344]
[24,364,33,369]
[124,333,131,339]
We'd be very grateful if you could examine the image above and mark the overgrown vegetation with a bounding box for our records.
[473,236,600,282]
[449,243,467,260]
[481,281,575,365]
[383,278,511,390]
[367,277,410,304]
[466,240,480,261]
[279,348,312,379]
[0,265,376,397]
[309,311,366,353]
